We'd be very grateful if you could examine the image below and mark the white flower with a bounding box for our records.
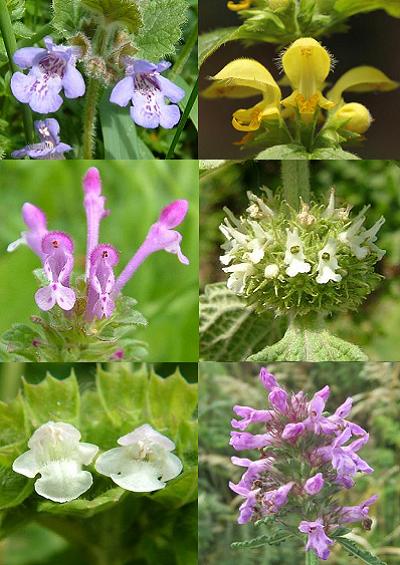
[316,238,342,284]
[284,229,311,277]
[338,208,369,259]
[246,192,274,219]
[12,421,98,503]
[264,264,280,278]
[95,424,182,492]
[223,263,254,294]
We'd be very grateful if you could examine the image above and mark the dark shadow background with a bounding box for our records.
[199,3,400,159]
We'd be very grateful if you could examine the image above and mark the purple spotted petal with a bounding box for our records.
[159,101,181,129]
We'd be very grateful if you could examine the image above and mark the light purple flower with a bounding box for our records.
[263,482,294,514]
[230,457,272,490]
[7,203,48,259]
[268,387,289,414]
[298,519,334,561]
[339,495,378,523]
[282,422,305,441]
[304,390,338,435]
[83,167,109,278]
[11,37,85,113]
[259,367,279,391]
[304,473,324,495]
[35,231,76,312]
[230,431,272,451]
[231,405,274,430]
[110,58,185,129]
[114,199,189,294]
[229,483,260,524]
[86,244,119,320]
[12,119,72,160]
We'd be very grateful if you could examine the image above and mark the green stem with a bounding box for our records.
[169,20,198,80]
[0,0,33,143]
[166,77,198,159]
[82,77,102,159]
[0,363,23,400]
[281,160,311,208]
[305,550,319,565]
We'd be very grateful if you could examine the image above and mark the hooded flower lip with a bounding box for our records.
[7,203,48,258]
[316,238,342,284]
[35,231,76,312]
[11,36,85,114]
[12,421,98,503]
[95,424,182,492]
[110,58,185,129]
[339,495,378,523]
[11,119,72,160]
[298,519,334,561]
[304,473,324,496]
[203,58,281,132]
[284,228,311,277]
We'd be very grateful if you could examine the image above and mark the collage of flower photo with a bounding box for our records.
[0,1,400,565]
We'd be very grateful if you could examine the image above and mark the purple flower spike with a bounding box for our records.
[339,495,378,524]
[7,203,48,259]
[259,367,279,391]
[35,231,76,312]
[304,473,324,495]
[12,119,72,160]
[263,482,294,514]
[299,519,334,561]
[231,405,274,430]
[110,58,185,129]
[83,168,109,278]
[229,483,260,524]
[11,36,85,113]
[86,244,119,320]
[114,200,189,294]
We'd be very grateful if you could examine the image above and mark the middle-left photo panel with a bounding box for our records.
[0,159,199,362]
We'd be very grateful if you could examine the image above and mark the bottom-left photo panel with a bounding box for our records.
[0,362,198,565]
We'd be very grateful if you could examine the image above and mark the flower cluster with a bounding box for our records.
[13,421,182,503]
[8,166,189,324]
[220,189,384,316]
[229,368,377,560]
[11,37,185,159]
[203,37,398,149]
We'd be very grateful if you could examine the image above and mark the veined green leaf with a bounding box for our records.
[334,0,400,17]
[0,466,33,510]
[81,0,142,32]
[199,27,240,67]
[336,537,387,565]
[37,487,126,517]
[232,530,294,549]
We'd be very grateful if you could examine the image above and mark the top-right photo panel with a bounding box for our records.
[199,1,400,160]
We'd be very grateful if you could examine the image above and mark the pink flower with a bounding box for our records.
[304,473,324,495]
[83,167,109,278]
[298,519,334,560]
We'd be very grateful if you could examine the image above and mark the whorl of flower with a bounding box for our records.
[229,368,377,561]
[11,36,85,113]
[110,58,185,129]
[220,189,384,316]
[11,119,72,160]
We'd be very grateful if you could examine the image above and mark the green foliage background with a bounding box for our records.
[199,361,400,565]
[200,160,400,360]
[0,160,199,361]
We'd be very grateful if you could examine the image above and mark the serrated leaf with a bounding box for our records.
[81,0,142,32]
[334,0,400,17]
[23,373,80,427]
[0,466,33,510]
[134,0,188,61]
[336,537,387,565]
[51,0,81,35]
[6,0,25,20]
[2,324,42,361]
[113,296,147,326]
[311,147,360,160]
[199,27,240,66]
[248,323,368,361]
[37,487,126,517]
[232,530,294,549]
[200,283,285,361]
[256,144,308,160]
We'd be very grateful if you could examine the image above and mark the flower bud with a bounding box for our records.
[334,102,372,134]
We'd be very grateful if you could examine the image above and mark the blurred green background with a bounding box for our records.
[0,160,199,361]
[199,361,400,565]
[200,160,400,360]
[0,362,198,565]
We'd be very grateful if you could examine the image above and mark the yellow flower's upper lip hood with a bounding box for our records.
[203,58,281,100]
[282,37,332,90]
[327,65,400,104]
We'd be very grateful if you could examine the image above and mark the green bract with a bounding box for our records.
[220,190,384,317]
[0,368,198,564]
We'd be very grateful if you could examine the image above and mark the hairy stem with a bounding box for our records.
[281,160,311,208]
[82,77,102,159]
[0,0,34,143]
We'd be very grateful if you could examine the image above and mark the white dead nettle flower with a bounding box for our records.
[363,217,386,259]
[95,424,182,492]
[264,264,280,278]
[297,201,316,226]
[223,262,254,294]
[246,191,275,219]
[12,422,99,503]
[245,221,273,264]
[284,228,311,277]
[316,238,342,284]
[323,189,351,220]
[219,219,249,266]
[339,207,385,260]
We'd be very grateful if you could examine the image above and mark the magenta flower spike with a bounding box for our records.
[83,168,109,279]
[229,367,377,561]
[114,199,189,294]
[35,232,76,311]
[7,203,48,259]
[86,244,119,320]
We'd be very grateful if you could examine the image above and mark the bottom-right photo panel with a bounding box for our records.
[199,362,400,564]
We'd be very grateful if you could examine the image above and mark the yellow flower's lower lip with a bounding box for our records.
[227,0,251,10]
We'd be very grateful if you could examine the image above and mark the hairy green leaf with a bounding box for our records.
[256,144,309,160]
[81,0,142,32]
[311,147,360,160]
[336,537,387,565]
[38,487,126,518]
[199,27,240,66]
[51,0,81,35]
[232,530,294,549]
[0,466,33,510]
[334,0,400,17]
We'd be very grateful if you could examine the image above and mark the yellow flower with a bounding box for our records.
[203,59,281,132]
[227,0,252,11]
[281,37,335,121]
[327,65,399,105]
[334,102,372,134]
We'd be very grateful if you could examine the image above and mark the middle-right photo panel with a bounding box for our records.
[200,159,400,362]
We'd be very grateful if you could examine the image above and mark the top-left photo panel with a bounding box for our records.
[0,0,198,160]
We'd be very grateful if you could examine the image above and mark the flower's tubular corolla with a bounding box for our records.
[12,119,72,160]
